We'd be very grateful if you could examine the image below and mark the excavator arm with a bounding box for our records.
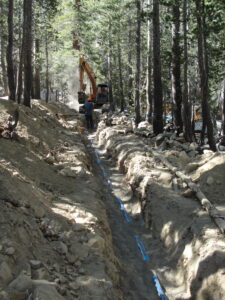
[78,55,109,108]
[79,55,97,100]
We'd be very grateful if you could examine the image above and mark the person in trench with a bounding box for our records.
[83,97,94,129]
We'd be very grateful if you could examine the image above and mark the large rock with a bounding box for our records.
[88,235,105,253]
[0,261,13,286]
[33,285,64,300]
[59,166,88,178]
[69,243,89,260]
[8,273,33,292]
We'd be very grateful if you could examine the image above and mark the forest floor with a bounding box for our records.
[0,99,225,300]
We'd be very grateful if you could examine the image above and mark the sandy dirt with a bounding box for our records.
[1,99,225,300]
[96,117,225,300]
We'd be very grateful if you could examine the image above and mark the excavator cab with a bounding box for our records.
[95,83,109,106]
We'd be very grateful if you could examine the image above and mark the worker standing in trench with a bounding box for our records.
[83,97,94,129]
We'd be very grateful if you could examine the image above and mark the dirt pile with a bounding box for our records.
[96,117,225,299]
[0,99,121,300]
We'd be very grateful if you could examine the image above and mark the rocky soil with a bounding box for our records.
[1,99,225,300]
[0,99,122,300]
[96,115,225,299]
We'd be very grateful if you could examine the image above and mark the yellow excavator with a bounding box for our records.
[78,55,109,112]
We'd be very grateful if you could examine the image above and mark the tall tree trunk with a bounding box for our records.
[16,37,24,104]
[16,1,23,104]
[23,0,33,107]
[34,38,41,99]
[134,0,141,126]
[7,0,16,101]
[153,0,163,134]
[0,30,8,95]
[45,31,49,103]
[146,0,153,123]
[195,0,216,151]
[182,0,192,142]
[171,1,183,134]
[117,41,125,112]
[222,80,225,137]
[108,24,114,111]
[128,19,133,106]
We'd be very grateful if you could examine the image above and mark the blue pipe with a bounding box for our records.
[151,273,166,300]
[134,235,149,261]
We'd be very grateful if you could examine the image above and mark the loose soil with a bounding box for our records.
[0,99,225,300]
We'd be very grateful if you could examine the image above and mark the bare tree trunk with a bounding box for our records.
[182,0,192,142]
[45,31,49,103]
[23,0,33,107]
[195,0,216,151]
[134,0,141,126]
[0,30,8,95]
[16,0,23,104]
[222,80,225,137]
[171,1,183,134]
[34,38,41,99]
[117,41,125,112]
[7,0,16,101]
[128,18,133,106]
[108,43,114,111]
[16,39,23,104]
[146,0,153,123]
[153,0,163,134]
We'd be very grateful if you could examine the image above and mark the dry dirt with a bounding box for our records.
[0,99,122,300]
[96,116,225,300]
[1,100,225,300]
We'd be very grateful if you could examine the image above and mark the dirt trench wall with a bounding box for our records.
[96,124,225,300]
[0,100,122,300]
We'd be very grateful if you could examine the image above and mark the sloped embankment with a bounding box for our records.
[96,118,225,300]
[0,99,122,300]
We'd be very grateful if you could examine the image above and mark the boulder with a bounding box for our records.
[8,273,32,292]
[29,260,42,270]
[88,235,105,253]
[33,285,64,300]
[0,261,13,286]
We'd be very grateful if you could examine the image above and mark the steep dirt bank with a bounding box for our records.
[96,117,225,300]
[0,99,122,300]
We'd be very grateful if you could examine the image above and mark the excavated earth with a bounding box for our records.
[96,116,225,300]
[0,99,225,300]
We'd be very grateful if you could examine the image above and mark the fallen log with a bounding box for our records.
[151,150,225,234]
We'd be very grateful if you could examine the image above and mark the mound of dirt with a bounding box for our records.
[96,119,225,299]
[0,99,122,300]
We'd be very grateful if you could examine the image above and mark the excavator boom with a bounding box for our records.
[78,55,109,108]
[78,55,97,102]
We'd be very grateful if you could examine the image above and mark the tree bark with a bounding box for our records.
[45,31,49,103]
[182,0,192,142]
[117,40,125,112]
[195,0,216,151]
[146,0,153,123]
[128,18,133,106]
[6,0,16,101]
[134,0,141,126]
[152,0,163,134]
[34,38,41,99]
[16,1,24,104]
[107,23,114,110]
[171,1,183,134]
[23,0,33,107]
[222,80,225,137]
[0,31,8,95]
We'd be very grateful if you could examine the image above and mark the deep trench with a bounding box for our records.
[86,133,167,300]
